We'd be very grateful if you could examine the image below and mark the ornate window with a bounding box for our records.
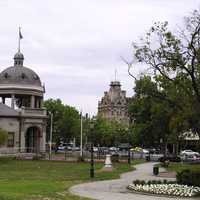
[21,73,26,79]
[33,74,38,80]
[7,132,14,147]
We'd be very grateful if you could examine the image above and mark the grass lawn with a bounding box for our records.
[167,162,200,173]
[0,158,143,200]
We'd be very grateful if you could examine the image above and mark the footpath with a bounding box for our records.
[70,162,196,200]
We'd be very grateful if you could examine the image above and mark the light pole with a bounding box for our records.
[128,129,131,165]
[125,127,131,164]
[90,118,95,178]
[80,111,83,158]
[128,144,131,164]
[49,112,53,160]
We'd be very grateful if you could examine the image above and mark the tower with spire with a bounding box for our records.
[98,79,130,124]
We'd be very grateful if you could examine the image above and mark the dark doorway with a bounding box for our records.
[25,127,40,153]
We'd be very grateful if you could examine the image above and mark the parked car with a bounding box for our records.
[57,143,73,152]
[181,154,200,163]
[72,146,80,151]
[130,147,149,154]
[98,147,109,154]
[109,147,119,152]
[57,145,66,151]
[93,147,98,152]
[180,149,199,156]
[146,148,160,154]
[89,147,99,152]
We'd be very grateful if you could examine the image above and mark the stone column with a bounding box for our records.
[40,98,43,108]
[20,131,25,152]
[40,125,46,153]
[2,97,5,104]
[31,95,35,108]
[36,98,40,108]
[11,94,15,109]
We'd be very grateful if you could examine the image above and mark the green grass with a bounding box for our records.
[167,162,200,173]
[0,158,144,200]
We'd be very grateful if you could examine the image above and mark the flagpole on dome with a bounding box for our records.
[18,27,23,53]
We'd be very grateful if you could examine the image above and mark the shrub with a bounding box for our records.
[177,169,200,187]
[159,156,181,163]
[133,179,141,185]
[77,156,85,162]
[111,154,119,162]
[140,180,146,185]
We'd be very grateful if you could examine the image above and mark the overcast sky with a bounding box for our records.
[0,0,199,115]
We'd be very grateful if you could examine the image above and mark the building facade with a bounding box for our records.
[98,81,129,124]
[0,50,47,154]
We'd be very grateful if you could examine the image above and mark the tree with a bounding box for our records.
[0,128,7,146]
[92,117,130,146]
[128,76,171,149]
[44,99,80,144]
[129,9,200,136]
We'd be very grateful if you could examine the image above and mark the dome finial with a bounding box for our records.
[14,52,24,66]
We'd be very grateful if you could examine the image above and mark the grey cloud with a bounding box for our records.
[0,0,199,115]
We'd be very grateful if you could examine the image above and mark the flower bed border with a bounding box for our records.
[127,187,200,199]
[127,184,200,198]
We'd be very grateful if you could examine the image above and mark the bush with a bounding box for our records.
[159,156,181,163]
[177,169,200,187]
[32,155,41,160]
[111,154,119,162]
[133,179,141,185]
[77,156,85,162]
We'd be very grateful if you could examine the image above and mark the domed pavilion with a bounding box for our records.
[0,47,47,155]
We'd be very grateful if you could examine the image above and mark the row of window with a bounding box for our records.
[3,73,39,80]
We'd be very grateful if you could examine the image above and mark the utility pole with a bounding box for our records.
[49,112,53,160]
[80,111,83,157]
[90,120,94,178]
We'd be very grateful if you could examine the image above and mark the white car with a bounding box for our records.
[143,149,149,154]
[180,149,199,156]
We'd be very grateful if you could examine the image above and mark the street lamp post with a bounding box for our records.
[49,112,53,160]
[90,119,95,178]
[128,144,131,164]
[80,111,83,158]
[126,127,131,165]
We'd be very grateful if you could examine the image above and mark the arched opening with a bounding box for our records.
[25,126,41,153]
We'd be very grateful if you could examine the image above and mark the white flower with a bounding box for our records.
[128,183,200,197]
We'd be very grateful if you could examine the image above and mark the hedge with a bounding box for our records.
[176,169,200,187]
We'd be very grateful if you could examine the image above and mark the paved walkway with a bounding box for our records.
[70,162,196,200]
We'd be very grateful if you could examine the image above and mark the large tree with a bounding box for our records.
[44,99,80,144]
[128,9,200,135]
[129,76,181,154]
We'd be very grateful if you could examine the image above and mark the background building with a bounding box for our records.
[98,81,129,124]
[0,49,47,154]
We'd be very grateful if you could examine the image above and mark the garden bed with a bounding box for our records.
[127,180,200,197]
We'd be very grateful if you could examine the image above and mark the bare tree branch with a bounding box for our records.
[120,56,137,81]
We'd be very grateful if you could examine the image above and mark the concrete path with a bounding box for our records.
[70,162,196,200]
